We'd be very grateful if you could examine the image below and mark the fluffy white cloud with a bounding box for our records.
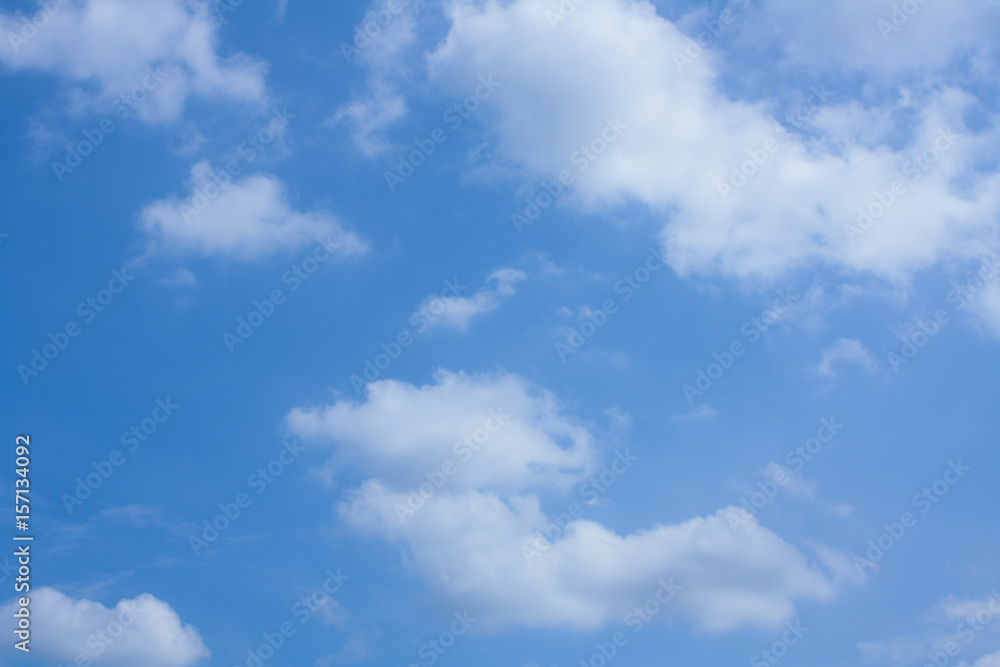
[815,338,878,377]
[289,370,837,632]
[0,587,209,667]
[137,161,368,261]
[413,268,526,332]
[424,0,1000,283]
[0,0,267,122]
[341,483,833,632]
[287,369,595,491]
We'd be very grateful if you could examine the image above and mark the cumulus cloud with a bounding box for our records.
[0,0,267,123]
[288,369,837,633]
[0,587,209,667]
[413,268,526,332]
[287,369,594,491]
[137,161,368,261]
[815,338,878,377]
[341,483,833,632]
[422,0,1000,283]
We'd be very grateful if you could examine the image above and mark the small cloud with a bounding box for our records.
[762,463,816,499]
[809,542,867,586]
[326,84,408,157]
[137,161,368,262]
[99,504,165,529]
[605,406,632,428]
[273,0,289,24]
[815,338,878,377]
[414,269,526,332]
[830,502,854,517]
[161,267,198,288]
[671,405,717,421]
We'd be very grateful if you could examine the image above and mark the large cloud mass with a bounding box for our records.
[424,0,1000,283]
[289,370,836,632]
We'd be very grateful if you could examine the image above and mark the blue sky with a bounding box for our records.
[1,0,1000,666]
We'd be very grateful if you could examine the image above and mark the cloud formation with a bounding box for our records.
[138,161,368,261]
[0,0,267,122]
[0,587,209,667]
[288,369,837,632]
[421,0,1000,283]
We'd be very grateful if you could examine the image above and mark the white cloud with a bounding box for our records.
[815,338,878,377]
[413,268,526,332]
[288,370,837,633]
[329,0,420,155]
[422,0,1000,283]
[287,369,595,492]
[340,484,833,633]
[762,463,816,499]
[273,0,289,25]
[0,587,209,667]
[137,161,368,261]
[328,82,409,157]
[0,0,267,123]
[671,405,717,421]
[967,281,1000,338]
